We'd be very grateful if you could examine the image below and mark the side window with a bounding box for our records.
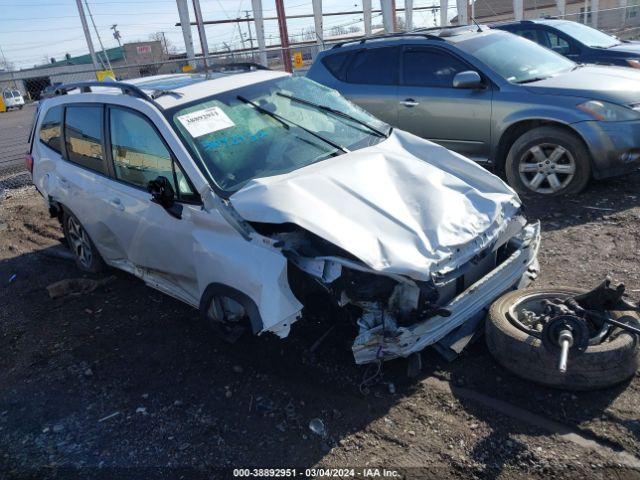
[64,105,106,173]
[345,47,398,85]
[109,107,196,199]
[322,51,352,81]
[39,105,63,153]
[515,28,542,44]
[402,48,469,87]
[542,31,573,55]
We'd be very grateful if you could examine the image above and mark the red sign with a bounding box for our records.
[136,45,152,55]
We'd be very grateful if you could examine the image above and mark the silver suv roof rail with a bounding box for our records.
[53,81,155,101]
[331,32,445,49]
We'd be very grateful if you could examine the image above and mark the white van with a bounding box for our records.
[3,89,25,110]
[26,68,540,364]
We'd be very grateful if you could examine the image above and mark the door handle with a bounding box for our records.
[400,98,419,107]
[58,176,69,187]
[109,198,125,211]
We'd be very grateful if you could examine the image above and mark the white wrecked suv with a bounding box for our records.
[27,65,540,364]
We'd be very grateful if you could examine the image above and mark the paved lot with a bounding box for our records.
[1,117,639,478]
[0,104,34,175]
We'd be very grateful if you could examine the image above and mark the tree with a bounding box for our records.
[148,32,177,55]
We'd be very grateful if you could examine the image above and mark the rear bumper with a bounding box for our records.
[572,120,640,179]
[352,221,541,364]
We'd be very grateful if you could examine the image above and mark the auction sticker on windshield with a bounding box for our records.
[177,106,235,137]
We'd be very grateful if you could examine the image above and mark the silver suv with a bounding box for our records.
[27,68,539,364]
[307,26,640,196]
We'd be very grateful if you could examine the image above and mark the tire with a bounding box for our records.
[486,287,640,390]
[62,209,105,273]
[505,126,591,196]
[202,294,250,343]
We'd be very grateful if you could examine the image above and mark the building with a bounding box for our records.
[0,40,186,101]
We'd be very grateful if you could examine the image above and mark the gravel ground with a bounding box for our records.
[0,169,639,480]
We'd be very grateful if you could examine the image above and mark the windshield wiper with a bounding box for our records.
[237,95,349,153]
[276,92,389,138]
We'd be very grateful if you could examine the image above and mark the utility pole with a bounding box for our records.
[192,0,210,70]
[0,45,16,88]
[75,0,100,70]
[110,24,128,65]
[274,0,292,73]
[244,10,255,51]
[159,31,169,55]
[238,23,247,50]
[84,0,112,71]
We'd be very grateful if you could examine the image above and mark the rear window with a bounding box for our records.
[345,47,399,85]
[12,91,20,97]
[321,51,352,81]
[39,106,63,153]
[64,105,106,174]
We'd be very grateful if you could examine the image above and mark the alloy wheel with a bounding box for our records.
[518,143,576,194]
[66,216,93,269]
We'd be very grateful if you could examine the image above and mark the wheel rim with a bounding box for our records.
[506,291,610,343]
[67,216,93,269]
[206,296,246,325]
[518,143,576,194]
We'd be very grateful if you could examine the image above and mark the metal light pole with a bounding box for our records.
[75,0,100,70]
[192,0,210,71]
[275,0,292,73]
[176,0,196,68]
[251,0,268,66]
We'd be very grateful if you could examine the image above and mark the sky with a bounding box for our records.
[0,0,453,70]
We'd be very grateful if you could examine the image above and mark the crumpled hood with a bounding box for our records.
[231,130,521,281]
[525,65,640,104]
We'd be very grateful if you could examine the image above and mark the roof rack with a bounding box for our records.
[214,62,270,72]
[188,62,271,73]
[410,24,480,33]
[53,81,154,102]
[52,63,271,107]
[331,32,444,49]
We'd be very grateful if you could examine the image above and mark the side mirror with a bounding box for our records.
[453,70,484,89]
[148,176,182,219]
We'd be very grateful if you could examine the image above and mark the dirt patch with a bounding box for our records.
[1,173,639,479]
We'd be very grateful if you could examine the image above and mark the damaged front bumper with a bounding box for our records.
[352,221,541,364]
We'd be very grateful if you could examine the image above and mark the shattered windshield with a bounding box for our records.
[170,76,389,192]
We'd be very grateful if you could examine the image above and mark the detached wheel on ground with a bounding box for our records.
[505,126,591,196]
[62,209,105,273]
[486,287,640,390]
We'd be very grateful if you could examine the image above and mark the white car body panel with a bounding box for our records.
[30,73,541,363]
[232,129,521,282]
